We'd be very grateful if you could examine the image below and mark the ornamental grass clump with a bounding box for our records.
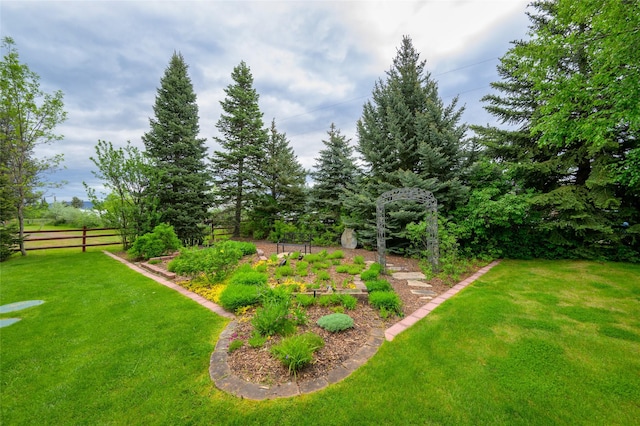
[365,279,392,293]
[271,332,324,377]
[369,291,402,316]
[218,284,261,312]
[316,313,354,332]
[229,269,268,286]
[361,263,382,281]
[252,287,294,336]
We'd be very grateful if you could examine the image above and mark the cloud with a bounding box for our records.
[1,0,530,201]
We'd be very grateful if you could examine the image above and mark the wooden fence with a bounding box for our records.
[23,227,121,252]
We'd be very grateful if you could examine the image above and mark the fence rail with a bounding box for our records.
[23,227,121,252]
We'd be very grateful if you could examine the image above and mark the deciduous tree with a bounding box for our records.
[0,37,66,255]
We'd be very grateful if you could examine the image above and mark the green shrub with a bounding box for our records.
[248,331,267,348]
[335,264,365,275]
[295,261,309,276]
[230,241,257,256]
[365,279,392,293]
[252,287,294,336]
[229,269,268,286]
[219,284,261,312]
[295,293,316,307]
[271,332,324,377]
[327,250,344,259]
[353,255,365,265]
[168,240,243,283]
[369,291,402,316]
[303,253,323,263]
[315,270,331,281]
[317,293,356,310]
[128,223,181,260]
[291,305,308,326]
[316,313,354,332]
[275,264,294,278]
[0,224,20,262]
[228,339,244,353]
[340,294,358,310]
[311,261,331,270]
[361,263,382,281]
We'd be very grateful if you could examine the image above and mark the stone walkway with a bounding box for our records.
[102,251,500,399]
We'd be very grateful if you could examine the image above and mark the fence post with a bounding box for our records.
[82,226,87,252]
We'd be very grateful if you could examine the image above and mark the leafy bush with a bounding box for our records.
[365,279,392,293]
[295,293,316,307]
[353,255,365,265]
[271,332,324,377]
[340,294,358,310]
[335,264,365,275]
[252,287,294,336]
[229,269,268,286]
[317,294,357,310]
[218,284,261,312]
[128,223,181,260]
[168,240,243,283]
[0,224,20,262]
[327,250,344,259]
[275,264,294,278]
[369,291,402,316]
[361,263,382,281]
[295,261,309,276]
[316,313,354,332]
[232,241,257,256]
[315,270,331,281]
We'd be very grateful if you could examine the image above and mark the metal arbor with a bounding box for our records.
[376,187,439,272]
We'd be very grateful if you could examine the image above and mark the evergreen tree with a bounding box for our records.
[346,36,468,251]
[250,119,307,237]
[142,52,212,246]
[476,0,639,260]
[211,61,268,237]
[309,123,358,224]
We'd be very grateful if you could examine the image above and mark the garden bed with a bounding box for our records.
[128,240,481,387]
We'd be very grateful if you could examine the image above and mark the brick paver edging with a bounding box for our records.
[384,260,501,341]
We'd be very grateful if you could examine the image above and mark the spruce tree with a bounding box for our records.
[211,61,268,237]
[142,52,212,246]
[476,0,640,259]
[249,119,307,237]
[347,36,468,251]
[309,123,358,224]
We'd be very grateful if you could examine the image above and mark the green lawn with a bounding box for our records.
[1,254,639,425]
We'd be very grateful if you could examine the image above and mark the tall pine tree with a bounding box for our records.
[346,36,468,251]
[142,52,212,246]
[211,61,267,237]
[309,123,358,224]
[249,119,307,237]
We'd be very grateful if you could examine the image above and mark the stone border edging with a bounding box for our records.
[384,260,501,341]
[209,320,385,400]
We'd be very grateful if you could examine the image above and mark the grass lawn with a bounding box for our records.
[1,253,639,425]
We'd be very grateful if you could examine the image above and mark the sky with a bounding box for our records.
[1,0,532,202]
